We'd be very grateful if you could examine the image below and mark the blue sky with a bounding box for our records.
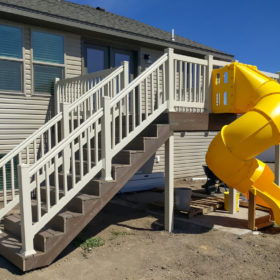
[70,0,280,73]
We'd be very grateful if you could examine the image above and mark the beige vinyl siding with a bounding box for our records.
[0,93,53,154]
[65,34,82,78]
[23,27,32,95]
[152,131,218,178]
[0,19,82,154]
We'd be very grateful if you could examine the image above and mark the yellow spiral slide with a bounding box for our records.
[206,62,280,225]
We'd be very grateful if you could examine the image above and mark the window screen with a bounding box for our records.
[0,60,22,91]
[0,24,22,58]
[32,31,64,64]
[34,64,63,94]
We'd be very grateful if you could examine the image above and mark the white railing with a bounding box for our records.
[17,53,170,255]
[55,68,117,113]
[12,48,280,256]
[0,64,127,223]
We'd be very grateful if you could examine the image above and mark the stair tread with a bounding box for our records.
[76,193,99,201]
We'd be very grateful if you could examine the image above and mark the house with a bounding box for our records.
[0,0,242,271]
[0,0,234,184]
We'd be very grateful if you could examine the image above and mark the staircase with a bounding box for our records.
[0,48,227,271]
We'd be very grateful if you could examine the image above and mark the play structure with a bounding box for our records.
[206,62,280,226]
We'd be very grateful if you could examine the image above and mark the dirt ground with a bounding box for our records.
[1,181,280,280]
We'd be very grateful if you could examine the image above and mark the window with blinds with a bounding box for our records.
[32,31,64,94]
[0,24,23,92]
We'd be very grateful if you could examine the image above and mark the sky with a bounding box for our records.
[70,0,280,73]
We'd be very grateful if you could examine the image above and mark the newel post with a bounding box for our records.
[206,55,213,113]
[164,48,175,111]
[61,102,71,173]
[18,164,36,256]
[101,96,113,181]
[54,77,61,114]
[122,61,129,88]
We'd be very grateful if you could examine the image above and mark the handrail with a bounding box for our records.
[56,68,115,85]
[55,67,118,112]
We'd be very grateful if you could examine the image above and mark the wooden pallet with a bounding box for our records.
[150,192,224,219]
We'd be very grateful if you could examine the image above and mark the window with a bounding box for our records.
[32,31,64,94]
[0,24,23,92]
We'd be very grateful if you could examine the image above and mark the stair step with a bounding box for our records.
[4,214,21,239]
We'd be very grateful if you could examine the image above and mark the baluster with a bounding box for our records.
[54,122,58,145]
[119,100,123,142]
[87,127,91,172]
[157,68,160,109]
[151,72,154,113]
[26,146,29,165]
[45,163,50,212]
[145,78,148,118]
[48,128,51,153]
[162,63,166,103]
[41,134,44,158]
[79,134,84,178]
[138,83,142,124]
[11,159,15,198]
[112,106,116,149]
[54,154,59,204]
[203,65,206,103]
[198,64,202,103]
[36,171,41,221]
[179,60,183,102]
[184,62,187,101]
[194,64,197,102]
[33,140,37,163]
[94,123,98,165]
[132,89,136,130]
[190,63,193,102]
[3,165,7,206]
[126,94,129,136]
[71,141,76,189]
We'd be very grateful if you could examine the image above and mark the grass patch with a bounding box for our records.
[109,230,134,240]
[73,234,105,258]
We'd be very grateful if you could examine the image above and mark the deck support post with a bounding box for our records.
[248,190,257,230]
[18,164,36,257]
[229,187,237,214]
[101,96,113,181]
[164,134,174,232]
[164,48,174,112]
[275,144,280,185]
[205,55,213,113]
[61,102,71,174]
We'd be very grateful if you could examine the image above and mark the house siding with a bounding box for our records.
[0,19,82,154]
[152,131,218,179]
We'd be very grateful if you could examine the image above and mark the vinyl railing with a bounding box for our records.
[0,64,127,223]
[55,68,116,113]
[17,53,169,255]
[6,48,280,254]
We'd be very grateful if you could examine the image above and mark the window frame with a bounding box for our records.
[0,24,24,94]
[31,29,66,96]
